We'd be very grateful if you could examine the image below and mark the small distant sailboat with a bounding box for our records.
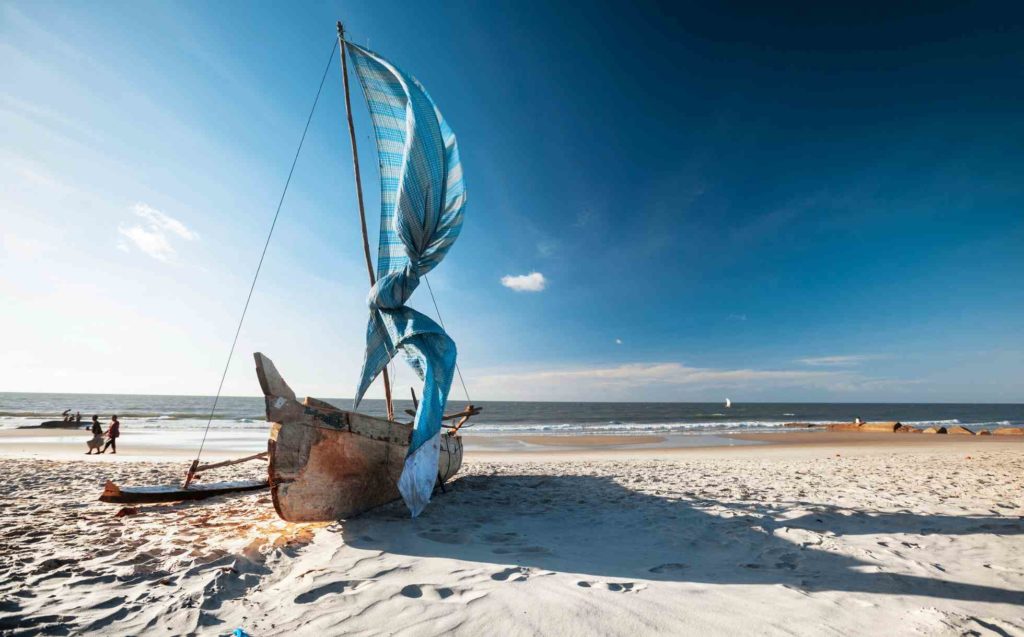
[725,398,732,408]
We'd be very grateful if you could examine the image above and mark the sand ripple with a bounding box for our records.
[1,449,1022,635]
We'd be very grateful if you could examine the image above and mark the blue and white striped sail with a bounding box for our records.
[346,41,466,517]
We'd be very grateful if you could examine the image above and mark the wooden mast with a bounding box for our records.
[337,21,394,421]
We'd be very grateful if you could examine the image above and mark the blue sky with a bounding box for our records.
[2,1,1022,401]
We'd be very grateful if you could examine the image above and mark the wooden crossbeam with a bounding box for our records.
[196,451,268,473]
[404,405,481,421]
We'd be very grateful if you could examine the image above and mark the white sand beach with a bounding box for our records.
[1,435,1022,636]
[5,2,1023,635]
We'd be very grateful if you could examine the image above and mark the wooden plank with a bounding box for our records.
[449,404,477,434]
[303,396,342,411]
[256,352,463,521]
[195,451,268,473]
[99,479,268,504]
[254,352,296,401]
[19,420,88,429]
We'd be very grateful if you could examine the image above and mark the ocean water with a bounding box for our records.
[1,392,1020,436]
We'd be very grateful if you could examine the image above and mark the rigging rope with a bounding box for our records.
[423,275,473,405]
[193,39,339,465]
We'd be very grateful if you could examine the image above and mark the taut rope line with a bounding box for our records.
[190,39,339,475]
[424,275,473,405]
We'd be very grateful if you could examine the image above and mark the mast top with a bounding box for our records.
[336,21,344,40]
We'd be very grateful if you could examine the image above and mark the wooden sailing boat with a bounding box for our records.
[100,22,476,518]
[259,23,475,521]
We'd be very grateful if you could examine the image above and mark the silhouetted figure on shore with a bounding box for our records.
[85,416,103,454]
[75,411,82,425]
[101,415,120,454]
[62,409,71,423]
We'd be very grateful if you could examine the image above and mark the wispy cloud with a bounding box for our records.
[535,239,558,257]
[501,271,546,292]
[2,152,62,190]
[796,354,884,367]
[118,203,197,262]
[615,338,623,345]
[574,208,596,228]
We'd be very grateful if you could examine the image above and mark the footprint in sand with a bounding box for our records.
[400,584,423,599]
[576,580,646,593]
[491,566,531,582]
[294,580,364,604]
[774,553,799,570]
[398,584,457,600]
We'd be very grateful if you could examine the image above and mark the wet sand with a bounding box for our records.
[3,426,1022,463]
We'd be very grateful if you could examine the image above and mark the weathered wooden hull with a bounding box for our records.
[19,420,86,429]
[256,353,463,522]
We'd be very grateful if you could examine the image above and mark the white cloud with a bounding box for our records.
[118,203,197,262]
[797,354,883,366]
[615,338,623,345]
[501,271,546,292]
[131,202,198,240]
[118,225,175,262]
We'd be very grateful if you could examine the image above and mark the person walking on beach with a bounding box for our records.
[101,415,120,454]
[85,416,104,454]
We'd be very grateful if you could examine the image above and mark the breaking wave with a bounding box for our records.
[464,421,817,435]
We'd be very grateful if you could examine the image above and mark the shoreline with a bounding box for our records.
[2,427,1021,463]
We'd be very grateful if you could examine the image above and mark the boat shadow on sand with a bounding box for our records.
[341,473,1024,605]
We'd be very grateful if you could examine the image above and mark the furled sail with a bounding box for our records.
[346,42,466,516]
